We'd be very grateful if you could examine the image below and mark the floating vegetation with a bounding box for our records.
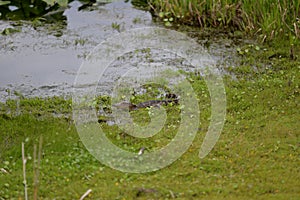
[0,0,69,20]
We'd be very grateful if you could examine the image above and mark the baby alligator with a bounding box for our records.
[113,99,179,111]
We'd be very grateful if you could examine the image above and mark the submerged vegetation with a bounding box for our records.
[148,0,299,42]
[0,0,108,21]
[0,0,68,20]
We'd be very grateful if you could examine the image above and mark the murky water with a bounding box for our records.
[0,0,238,102]
[0,0,153,101]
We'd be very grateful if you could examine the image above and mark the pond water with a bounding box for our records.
[0,0,238,101]
[0,0,153,100]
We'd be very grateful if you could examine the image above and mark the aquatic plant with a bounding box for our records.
[148,0,300,41]
[0,0,68,20]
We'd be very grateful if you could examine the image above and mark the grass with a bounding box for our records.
[148,0,300,42]
[0,39,299,199]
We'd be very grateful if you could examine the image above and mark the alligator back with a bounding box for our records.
[136,99,179,109]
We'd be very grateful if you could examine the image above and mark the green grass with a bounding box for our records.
[0,41,299,199]
[148,0,300,42]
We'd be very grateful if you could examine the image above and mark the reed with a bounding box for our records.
[149,0,299,41]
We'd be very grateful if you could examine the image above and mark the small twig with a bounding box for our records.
[38,136,43,176]
[79,189,92,200]
[294,22,299,38]
[33,136,43,200]
[0,168,9,174]
[169,190,176,198]
[33,143,37,200]
[22,142,28,200]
